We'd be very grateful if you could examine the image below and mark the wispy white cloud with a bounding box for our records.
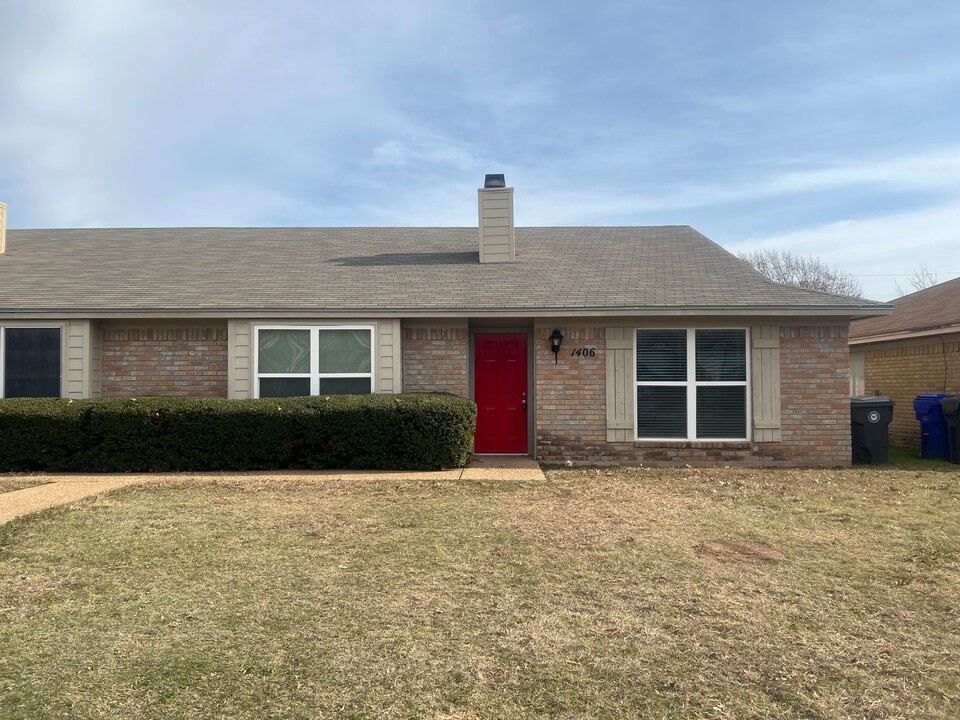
[733,202,960,301]
[514,146,960,225]
[369,137,484,172]
[0,0,495,226]
[0,0,958,305]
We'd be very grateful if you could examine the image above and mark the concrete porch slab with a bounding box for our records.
[461,455,546,481]
[0,457,546,525]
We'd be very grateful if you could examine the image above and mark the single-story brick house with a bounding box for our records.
[850,278,960,449]
[0,177,889,465]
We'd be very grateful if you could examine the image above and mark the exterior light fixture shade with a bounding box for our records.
[549,328,564,363]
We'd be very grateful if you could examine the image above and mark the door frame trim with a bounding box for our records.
[468,327,535,457]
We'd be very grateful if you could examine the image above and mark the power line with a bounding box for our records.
[852,271,960,277]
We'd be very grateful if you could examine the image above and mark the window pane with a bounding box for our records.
[258,330,311,374]
[696,330,746,381]
[317,377,371,395]
[317,330,372,374]
[636,330,686,382]
[636,386,686,438]
[4,328,61,398]
[697,386,747,438]
[259,377,311,397]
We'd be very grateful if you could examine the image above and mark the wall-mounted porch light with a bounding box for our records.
[549,328,564,364]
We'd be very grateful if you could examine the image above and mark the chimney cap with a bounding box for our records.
[483,173,506,189]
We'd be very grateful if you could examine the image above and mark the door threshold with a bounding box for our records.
[473,453,532,457]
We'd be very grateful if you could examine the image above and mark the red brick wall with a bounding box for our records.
[401,324,468,396]
[101,325,228,397]
[535,326,608,460]
[534,324,851,466]
[777,326,851,465]
[863,335,960,448]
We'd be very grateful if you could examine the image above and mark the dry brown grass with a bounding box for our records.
[0,466,958,719]
[0,477,51,494]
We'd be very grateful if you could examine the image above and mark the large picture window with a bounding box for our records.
[254,326,374,398]
[636,328,748,440]
[0,327,62,398]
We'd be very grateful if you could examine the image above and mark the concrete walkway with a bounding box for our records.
[0,456,545,525]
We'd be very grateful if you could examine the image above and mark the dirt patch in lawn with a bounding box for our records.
[696,539,786,563]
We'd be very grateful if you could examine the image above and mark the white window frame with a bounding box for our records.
[634,327,751,442]
[0,324,65,399]
[252,325,376,398]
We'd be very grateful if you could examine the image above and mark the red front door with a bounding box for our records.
[474,333,528,453]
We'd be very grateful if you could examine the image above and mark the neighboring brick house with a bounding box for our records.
[850,279,960,449]
[0,177,889,466]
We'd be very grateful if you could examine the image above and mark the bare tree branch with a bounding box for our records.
[894,264,938,296]
[739,249,863,297]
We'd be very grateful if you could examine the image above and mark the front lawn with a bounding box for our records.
[1,467,958,719]
[887,444,957,471]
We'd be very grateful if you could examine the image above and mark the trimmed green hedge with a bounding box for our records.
[0,394,477,472]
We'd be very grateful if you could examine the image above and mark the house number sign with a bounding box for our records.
[570,346,598,357]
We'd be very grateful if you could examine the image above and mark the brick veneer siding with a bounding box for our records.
[101,325,228,397]
[401,324,468,396]
[776,326,851,466]
[535,326,607,460]
[862,334,960,449]
[535,324,851,466]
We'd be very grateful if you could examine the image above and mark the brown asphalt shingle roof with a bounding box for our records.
[0,226,888,315]
[850,277,960,339]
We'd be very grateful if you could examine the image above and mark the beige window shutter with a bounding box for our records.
[751,325,782,442]
[227,320,253,399]
[605,327,634,442]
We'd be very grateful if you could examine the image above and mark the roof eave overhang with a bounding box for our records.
[0,304,894,320]
[850,322,960,346]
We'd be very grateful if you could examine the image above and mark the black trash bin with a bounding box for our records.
[942,397,960,465]
[851,396,895,464]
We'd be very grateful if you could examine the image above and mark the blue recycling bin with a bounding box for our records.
[913,394,952,460]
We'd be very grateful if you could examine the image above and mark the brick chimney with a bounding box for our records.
[0,202,6,255]
[478,174,515,263]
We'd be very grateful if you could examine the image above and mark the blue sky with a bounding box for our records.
[1,0,959,300]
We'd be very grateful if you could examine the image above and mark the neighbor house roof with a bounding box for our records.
[850,276,960,342]
[0,226,890,317]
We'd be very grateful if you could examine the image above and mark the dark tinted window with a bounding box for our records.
[4,328,61,398]
[696,386,747,439]
[258,377,311,398]
[316,377,372,395]
[695,330,746,381]
[636,386,686,438]
[636,330,686,382]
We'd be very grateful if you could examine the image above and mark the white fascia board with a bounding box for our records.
[0,305,893,320]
